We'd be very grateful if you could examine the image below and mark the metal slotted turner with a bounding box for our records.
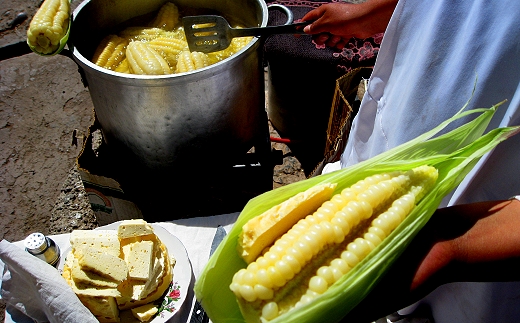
[182,15,312,53]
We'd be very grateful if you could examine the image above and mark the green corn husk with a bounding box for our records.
[194,100,520,323]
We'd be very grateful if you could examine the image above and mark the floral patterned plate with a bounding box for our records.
[100,222,192,322]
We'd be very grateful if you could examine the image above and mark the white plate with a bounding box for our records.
[71,222,192,322]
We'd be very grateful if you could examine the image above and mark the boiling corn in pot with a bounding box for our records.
[91,2,254,75]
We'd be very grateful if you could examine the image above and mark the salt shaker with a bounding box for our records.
[24,232,61,267]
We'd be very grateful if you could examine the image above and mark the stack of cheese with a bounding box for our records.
[62,220,174,322]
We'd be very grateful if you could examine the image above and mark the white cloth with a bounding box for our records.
[0,240,98,323]
[324,0,520,322]
[0,212,240,323]
[338,0,520,206]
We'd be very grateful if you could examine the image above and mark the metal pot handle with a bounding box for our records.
[267,4,294,25]
[0,41,33,61]
[0,41,74,61]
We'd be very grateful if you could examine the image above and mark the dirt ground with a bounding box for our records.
[0,0,310,319]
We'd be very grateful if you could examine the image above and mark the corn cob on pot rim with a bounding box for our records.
[69,0,268,79]
[26,0,72,57]
[194,102,520,323]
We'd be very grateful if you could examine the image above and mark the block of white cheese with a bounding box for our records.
[116,242,173,310]
[124,240,154,280]
[131,303,158,322]
[141,246,166,297]
[117,219,154,240]
[77,248,128,283]
[71,258,119,288]
[77,295,119,323]
[72,284,122,298]
[63,251,121,298]
[117,278,147,301]
[70,230,120,256]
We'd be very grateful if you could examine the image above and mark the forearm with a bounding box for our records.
[452,199,520,263]
[357,0,399,34]
[302,0,398,38]
[339,199,520,323]
[301,0,397,49]
[416,199,520,289]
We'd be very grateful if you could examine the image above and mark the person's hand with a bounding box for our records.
[338,198,520,323]
[301,0,397,49]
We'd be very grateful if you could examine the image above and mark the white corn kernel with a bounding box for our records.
[262,302,279,321]
[308,276,328,294]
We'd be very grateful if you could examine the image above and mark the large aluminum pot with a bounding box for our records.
[70,0,268,175]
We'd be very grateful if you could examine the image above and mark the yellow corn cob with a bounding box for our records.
[92,35,128,70]
[27,0,70,55]
[175,51,210,73]
[147,37,188,68]
[207,35,254,65]
[149,2,180,31]
[230,165,438,322]
[126,41,172,75]
[231,36,254,52]
[119,27,165,42]
[114,58,131,74]
[159,28,187,42]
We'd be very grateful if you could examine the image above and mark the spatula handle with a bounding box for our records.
[230,21,313,38]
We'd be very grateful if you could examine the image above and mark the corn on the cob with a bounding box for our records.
[149,2,180,31]
[114,58,131,74]
[207,35,253,65]
[27,0,70,55]
[92,35,128,70]
[231,36,254,52]
[147,37,188,68]
[160,28,187,41]
[175,51,210,73]
[119,27,166,42]
[126,41,171,75]
[88,6,252,74]
[230,165,438,322]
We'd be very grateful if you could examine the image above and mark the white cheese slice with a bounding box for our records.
[72,282,122,297]
[77,249,128,283]
[117,219,154,239]
[124,240,154,280]
[131,303,158,322]
[141,246,165,297]
[71,258,119,288]
[70,230,120,256]
[63,251,121,298]
[117,278,146,302]
[78,295,119,323]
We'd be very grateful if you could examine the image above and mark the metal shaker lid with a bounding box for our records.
[24,232,48,254]
[23,232,61,266]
